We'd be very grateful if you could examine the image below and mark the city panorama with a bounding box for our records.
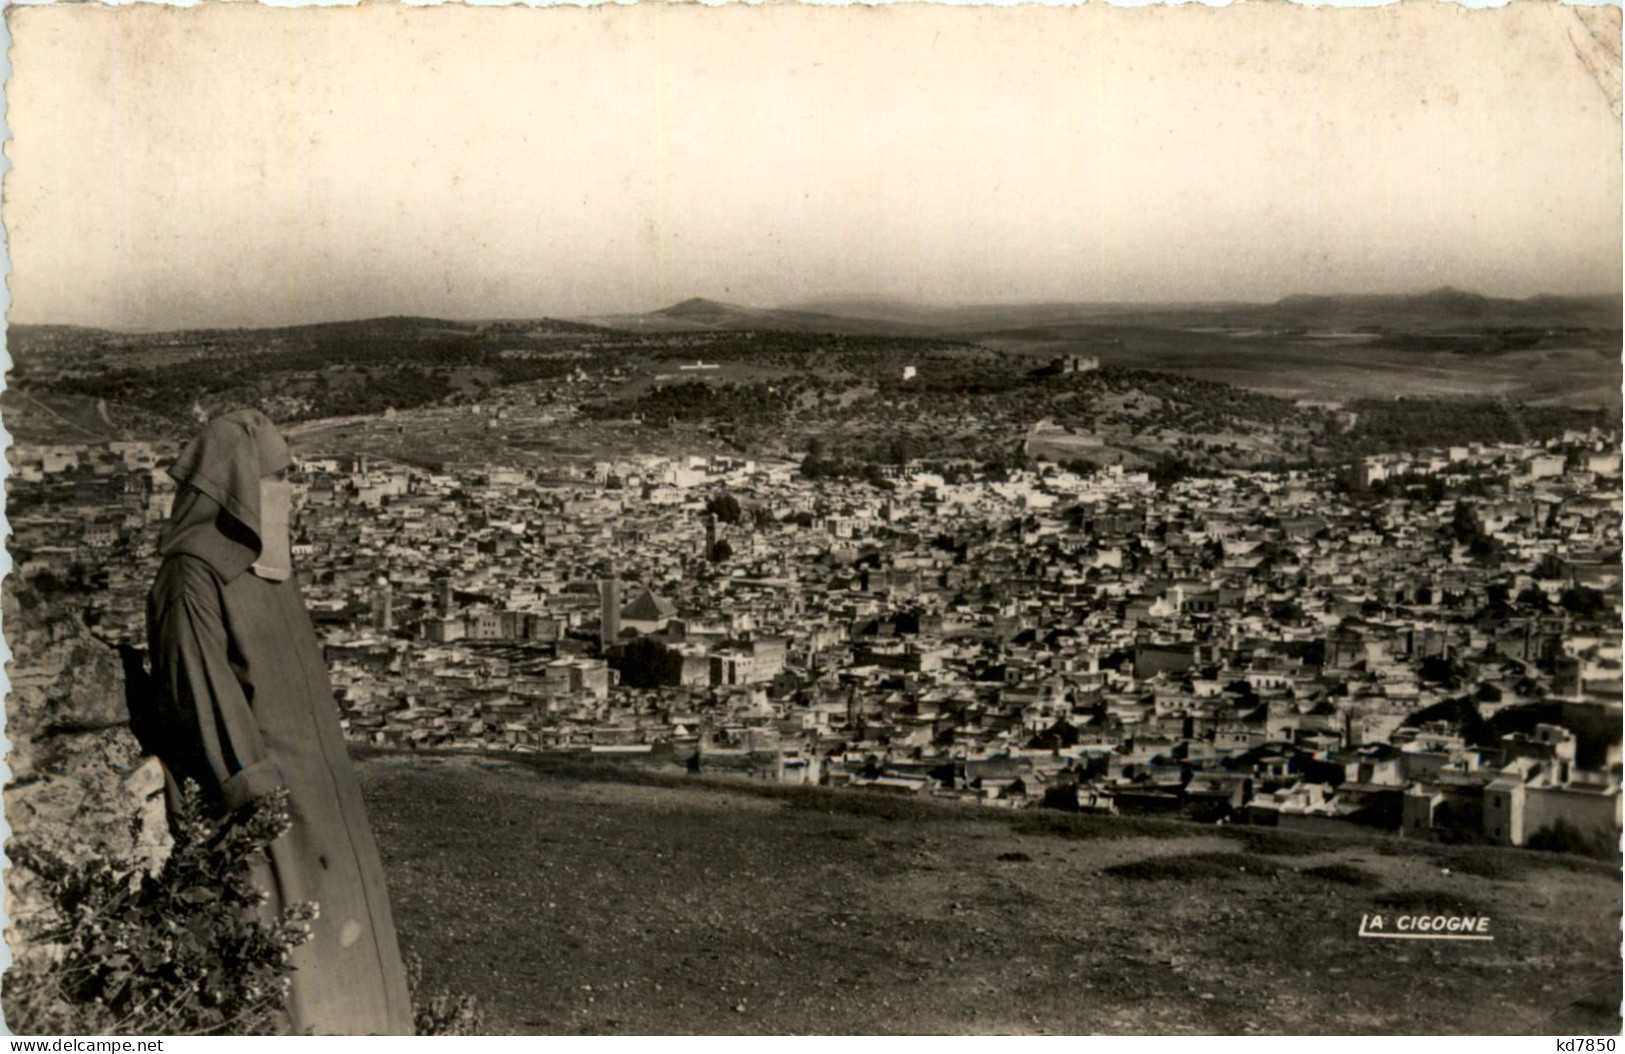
[5,291,1621,1034]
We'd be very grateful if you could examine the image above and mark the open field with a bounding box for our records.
[0,389,179,445]
[362,754,1622,1036]
[283,397,741,467]
[980,330,1622,408]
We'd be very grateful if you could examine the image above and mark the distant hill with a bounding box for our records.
[1217,288,1624,332]
[8,315,617,348]
[17,289,1618,346]
[6,312,637,434]
[11,288,1618,441]
[790,298,1246,334]
[3,323,127,341]
[789,289,1623,338]
[582,297,936,337]
[230,315,620,340]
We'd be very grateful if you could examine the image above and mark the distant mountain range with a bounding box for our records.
[1203,287,1624,332]
[15,288,1621,343]
[581,295,1190,336]
[579,288,1623,337]
[584,297,938,337]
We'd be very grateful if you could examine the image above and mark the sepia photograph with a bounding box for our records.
[1,1,1621,1037]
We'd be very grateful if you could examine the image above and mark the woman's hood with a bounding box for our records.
[159,409,292,581]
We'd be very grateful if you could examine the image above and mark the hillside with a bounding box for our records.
[787,290,1624,337]
[1222,289,1623,333]
[361,754,1622,1036]
[8,284,1617,457]
[586,298,935,337]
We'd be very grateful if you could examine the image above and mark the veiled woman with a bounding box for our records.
[142,409,414,1035]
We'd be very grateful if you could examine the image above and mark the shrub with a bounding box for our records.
[1300,863,1383,888]
[771,785,973,825]
[1215,826,1327,858]
[1011,811,1193,842]
[1526,819,1623,863]
[4,781,315,1036]
[1103,852,1283,882]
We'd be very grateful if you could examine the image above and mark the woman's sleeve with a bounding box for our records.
[148,556,287,811]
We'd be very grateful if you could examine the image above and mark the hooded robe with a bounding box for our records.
[142,410,414,1035]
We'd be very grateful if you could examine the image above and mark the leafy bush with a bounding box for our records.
[5,782,315,1036]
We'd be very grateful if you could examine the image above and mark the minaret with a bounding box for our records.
[436,578,455,619]
[372,577,393,635]
[600,560,621,648]
[705,513,719,560]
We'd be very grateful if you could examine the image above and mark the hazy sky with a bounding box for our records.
[8,3,1621,330]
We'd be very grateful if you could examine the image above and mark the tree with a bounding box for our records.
[1270,600,1305,623]
[709,538,734,563]
[1516,586,1552,613]
[1419,655,1467,689]
[860,463,893,490]
[705,494,742,525]
[1448,500,1482,544]
[1561,586,1611,620]
[617,637,683,689]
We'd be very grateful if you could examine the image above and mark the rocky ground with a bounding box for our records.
[2,602,172,972]
[360,753,1622,1036]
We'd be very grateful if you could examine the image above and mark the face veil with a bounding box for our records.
[252,478,295,582]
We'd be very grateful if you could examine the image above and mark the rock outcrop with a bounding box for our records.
[4,591,172,968]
